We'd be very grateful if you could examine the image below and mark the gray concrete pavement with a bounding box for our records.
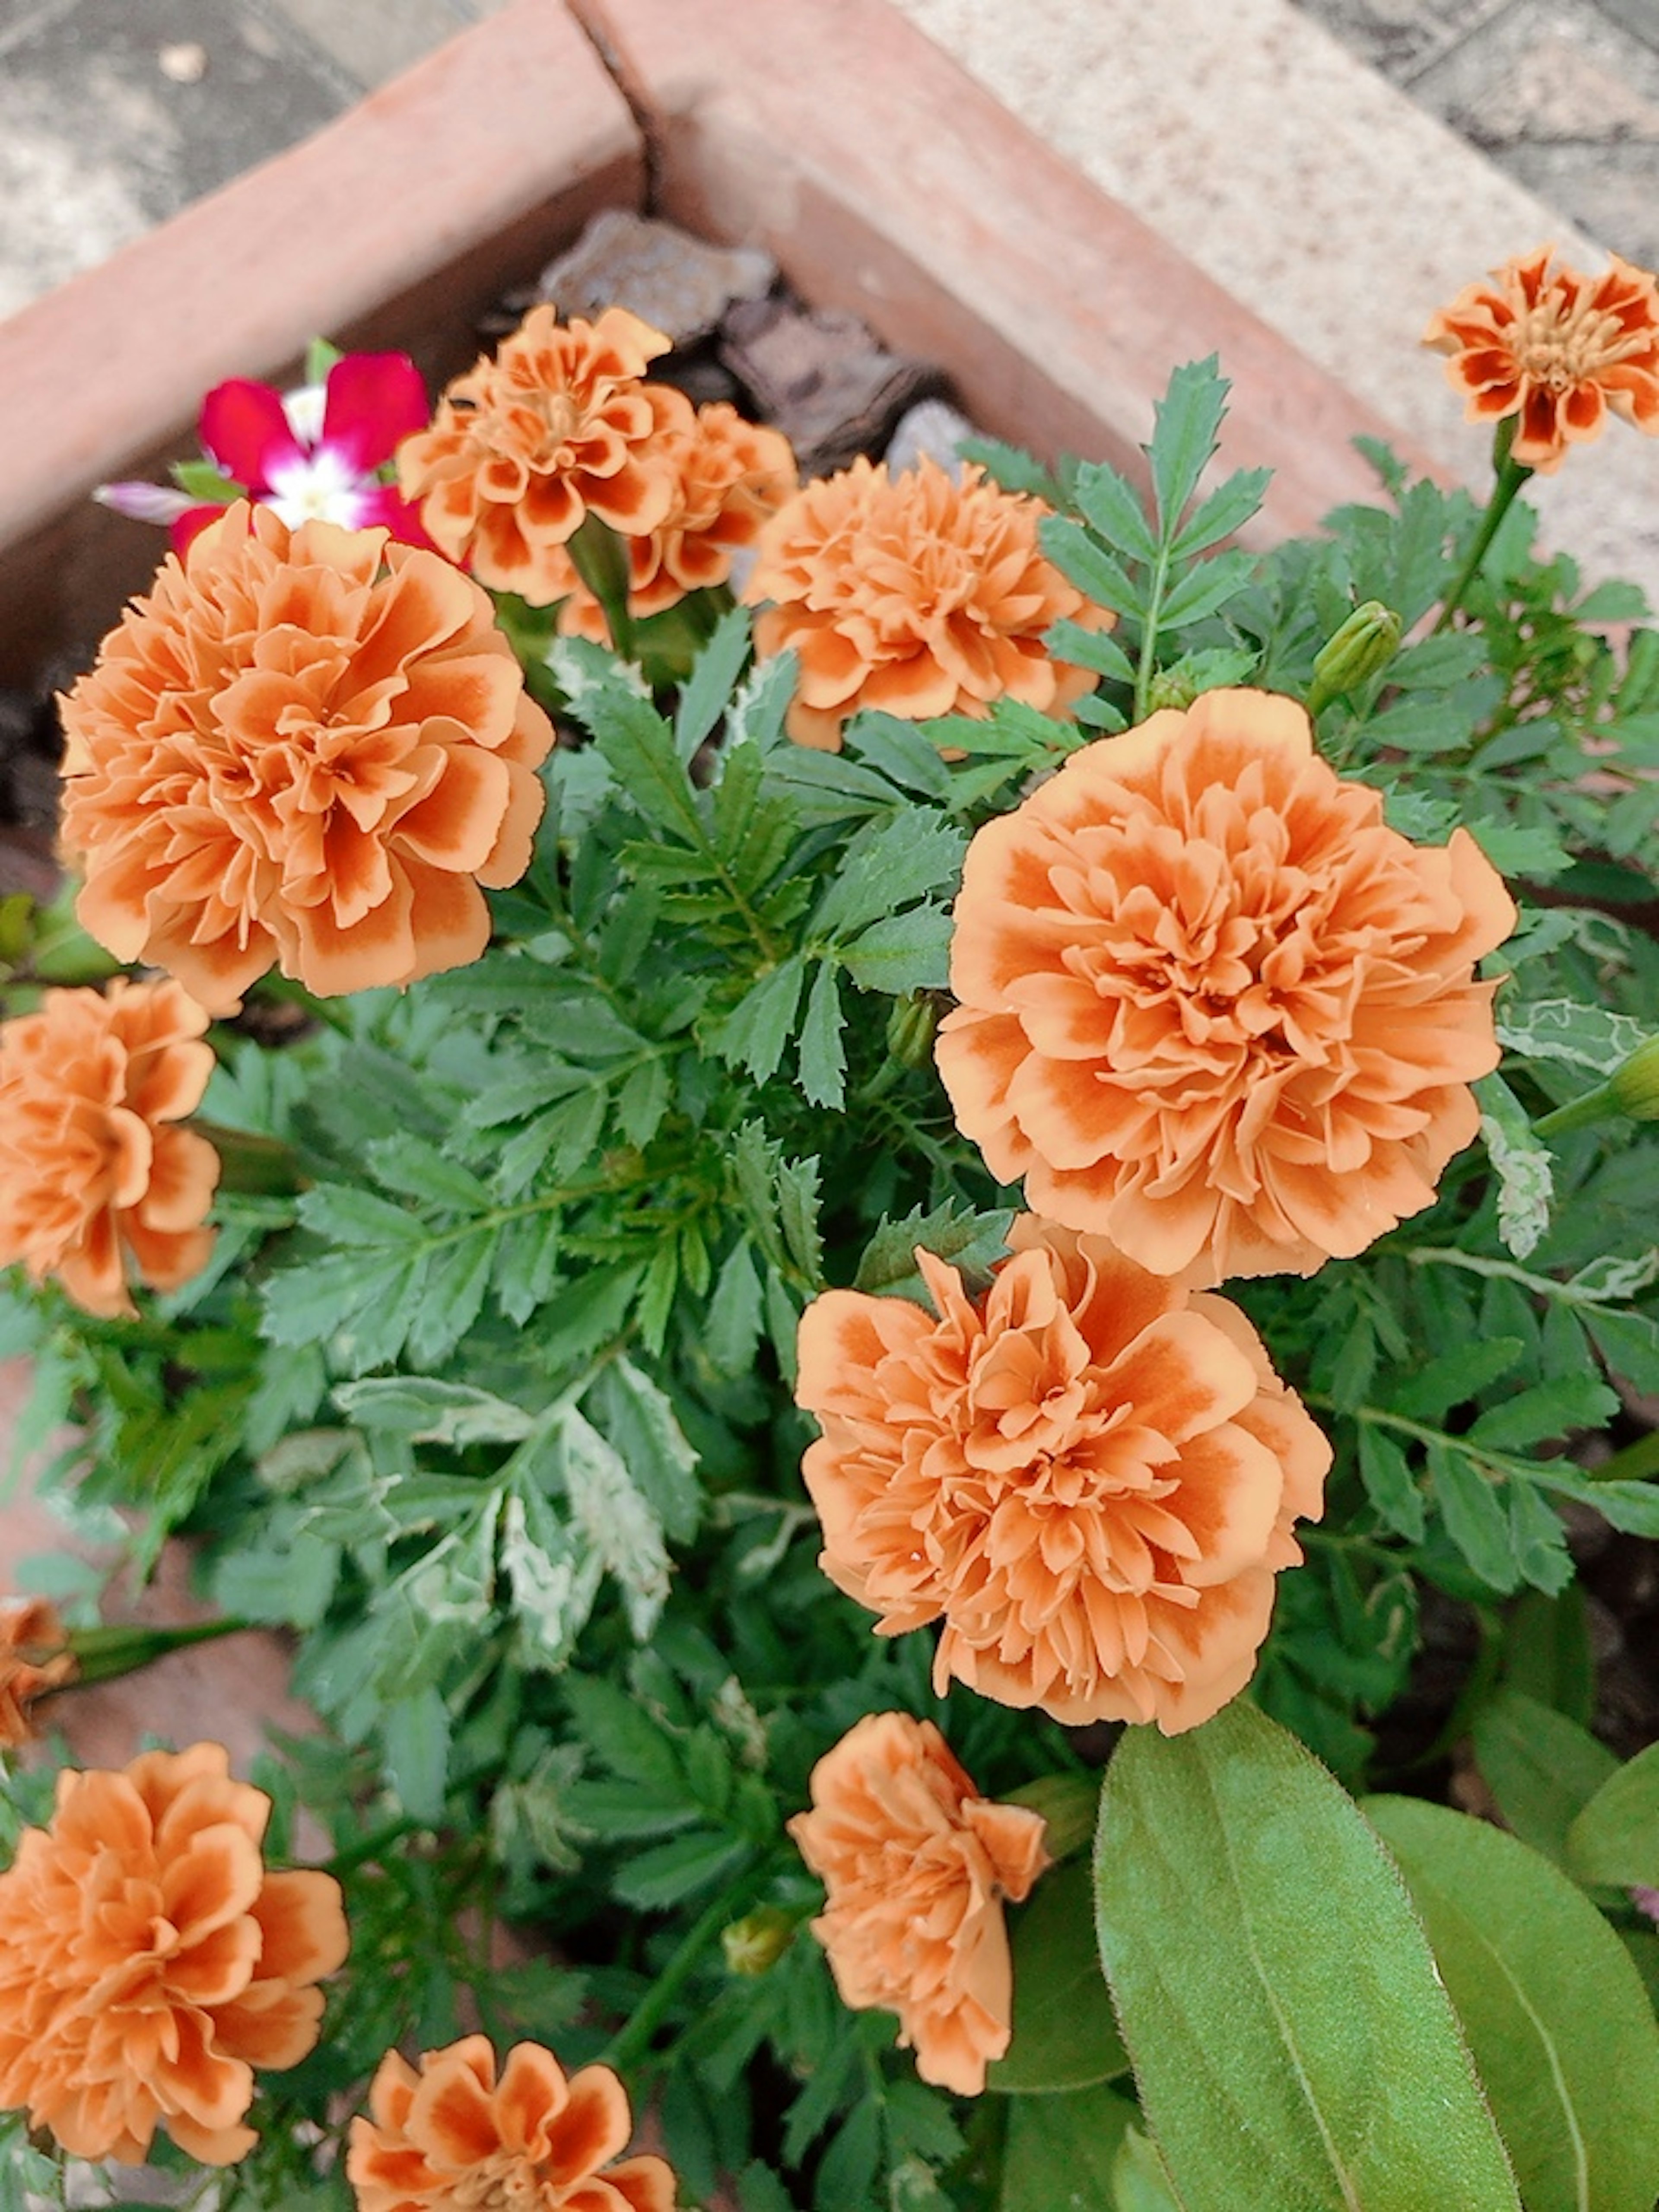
[5,0,1659,593]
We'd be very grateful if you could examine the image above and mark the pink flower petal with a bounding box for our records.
[94,480,199,527]
[200,380,303,488]
[322,353,432,471]
[170,503,232,553]
[358,483,439,550]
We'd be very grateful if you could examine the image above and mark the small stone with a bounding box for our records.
[537,209,775,351]
[720,296,946,477]
[157,42,208,86]
[884,397,979,478]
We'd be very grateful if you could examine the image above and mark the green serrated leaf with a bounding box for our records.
[1497,998,1648,1074]
[840,904,954,994]
[1096,1702,1521,2212]
[1147,356,1230,537]
[1039,515,1143,617]
[1431,1439,1522,1592]
[1357,1422,1426,1541]
[1476,1071,1555,1259]
[711,956,807,1083]
[1155,548,1256,631]
[798,960,847,1109]
[613,1828,750,1910]
[705,1238,766,1378]
[1168,467,1271,559]
[333,1377,535,1446]
[674,603,753,761]
[585,1356,702,1545]
[1072,458,1159,565]
[810,809,968,941]
[855,1204,1014,1299]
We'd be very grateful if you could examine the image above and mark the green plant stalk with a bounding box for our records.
[602,1863,769,2075]
[194,1120,308,1196]
[57,1614,254,1688]
[250,971,353,1036]
[566,512,636,660]
[1434,417,1533,632]
[1589,1428,1659,1485]
[1533,1082,1620,1139]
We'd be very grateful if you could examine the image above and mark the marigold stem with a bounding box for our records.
[1533,1082,1619,1140]
[1434,417,1533,632]
[193,1119,308,1195]
[602,1862,768,2075]
[63,1614,255,1688]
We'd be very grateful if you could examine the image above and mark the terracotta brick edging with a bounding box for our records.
[0,0,644,691]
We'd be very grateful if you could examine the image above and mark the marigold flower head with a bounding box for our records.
[544,400,798,637]
[787,1712,1049,2096]
[0,1741,348,2164]
[397,303,696,603]
[740,455,1112,750]
[58,502,554,1014]
[346,2034,677,2212]
[0,1597,76,1748]
[1424,245,1659,472]
[796,1217,1331,1734]
[0,978,219,1317]
[935,688,1516,1281]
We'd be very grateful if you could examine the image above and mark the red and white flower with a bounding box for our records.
[98,352,434,552]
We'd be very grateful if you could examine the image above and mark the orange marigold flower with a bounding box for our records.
[796,1217,1331,1734]
[0,1597,76,1748]
[0,1741,348,2164]
[935,688,1516,1281]
[740,455,1111,750]
[58,503,554,1014]
[397,303,696,603]
[547,400,798,637]
[0,978,219,1318]
[346,2035,677,2212]
[787,1712,1049,2096]
[1424,244,1659,471]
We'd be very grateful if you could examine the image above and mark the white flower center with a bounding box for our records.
[263,446,372,529]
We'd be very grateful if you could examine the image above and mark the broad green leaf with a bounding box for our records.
[711,956,807,1083]
[988,1861,1129,2094]
[1368,1794,1659,2212]
[1586,1307,1659,1395]
[613,1827,750,1910]
[1001,2080,1137,2212]
[1095,1701,1521,2212]
[1041,515,1142,617]
[1116,2126,1187,2212]
[809,809,967,940]
[840,904,953,993]
[1470,1688,1618,1867]
[1567,1741,1659,1890]
[1500,1586,1594,1729]
[705,1237,765,1378]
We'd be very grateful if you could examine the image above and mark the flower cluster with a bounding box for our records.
[0,977,219,1317]
[397,303,691,604]
[787,1713,1049,2094]
[0,1743,348,2163]
[59,503,554,1011]
[346,2035,677,2211]
[741,454,1109,750]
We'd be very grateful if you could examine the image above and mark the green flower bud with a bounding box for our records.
[722,1906,795,1977]
[1535,1033,1659,1140]
[885,992,941,1070]
[1306,600,1402,715]
[1003,1771,1100,1863]
[1143,667,1202,714]
[1611,1034,1659,1121]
